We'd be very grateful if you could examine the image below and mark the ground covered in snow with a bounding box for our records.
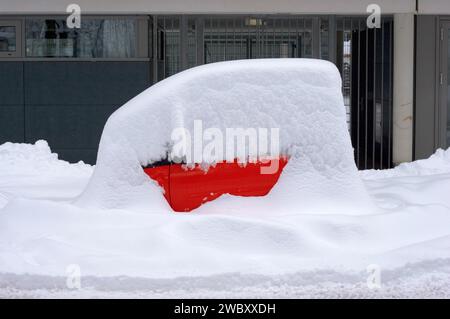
[0,141,450,298]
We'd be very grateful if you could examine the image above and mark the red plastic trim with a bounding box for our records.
[144,158,288,212]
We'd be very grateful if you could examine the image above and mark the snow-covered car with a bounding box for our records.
[80,59,372,215]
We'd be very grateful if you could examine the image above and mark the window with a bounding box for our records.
[0,20,22,57]
[0,26,16,51]
[25,17,144,58]
[203,16,314,65]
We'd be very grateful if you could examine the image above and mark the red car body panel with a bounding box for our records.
[143,158,288,212]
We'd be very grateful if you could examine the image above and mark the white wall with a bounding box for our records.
[0,0,416,15]
[393,13,415,164]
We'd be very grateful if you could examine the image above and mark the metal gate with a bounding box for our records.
[336,17,394,170]
[151,15,394,169]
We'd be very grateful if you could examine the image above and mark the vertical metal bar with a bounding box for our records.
[303,18,306,57]
[178,16,181,72]
[295,17,299,58]
[262,17,265,58]
[344,17,349,129]
[248,16,251,58]
[357,18,361,168]
[240,17,244,59]
[261,17,265,58]
[180,15,188,71]
[273,17,276,58]
[341,17,346,121]
[196,17,204,65]
[373,25,377,169]
[232,17,236,60]
[381,19,384,169]
[349,18,353,134]
[312,17,320,58]
[152,15,158,83]
[346,18,349,129]
[209,17,213,63]
[163,17,166,78]
[256,17,260,58]
[329,15,337,63]
[222,18,225,61]
[388,20,393,167]
[259,17,262,58]
[365,19,369,169]
[288,17,294,58]
[264,17,269,58]
[259,17,263,58]
[174,17,177,74]
[224,18,228,61]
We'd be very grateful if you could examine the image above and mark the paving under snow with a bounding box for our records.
[0,140,450,298]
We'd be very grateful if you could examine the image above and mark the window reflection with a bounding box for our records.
[0,26,16,52]
[26,18,137,58]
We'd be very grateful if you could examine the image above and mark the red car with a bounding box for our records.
[143,157,289,212]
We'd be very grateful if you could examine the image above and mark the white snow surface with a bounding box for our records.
[0,141,450,298]
[78,59,373,214]
[0,140,92,203]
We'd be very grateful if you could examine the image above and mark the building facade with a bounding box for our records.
[0,0,447,170]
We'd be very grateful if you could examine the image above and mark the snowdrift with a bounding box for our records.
[1,141,450,296]
[0,140,92,203]
[78,59,373,214]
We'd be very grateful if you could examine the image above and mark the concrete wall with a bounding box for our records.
[419,1,450,14]
[393,13,415,164]
[0,61,151,163]
[0,0,416,15]
[415,15,440,160]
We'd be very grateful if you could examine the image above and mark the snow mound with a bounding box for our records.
[0,141,93,202]
[361,148,450,180]
[78,59,373,214]
[0,140,91,176]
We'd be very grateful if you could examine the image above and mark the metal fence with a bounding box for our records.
[335,17,394,170]
[151,15,394,170]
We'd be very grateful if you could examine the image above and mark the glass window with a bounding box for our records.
[0,25,16,52]
[25,18,138,58]
[157,16,181,78]
[203,17,313,65]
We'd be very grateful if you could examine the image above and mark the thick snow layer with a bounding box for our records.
[0,141,450,297]
[361,148,450,179]
[0,140,92,204]
[78,59,373,214]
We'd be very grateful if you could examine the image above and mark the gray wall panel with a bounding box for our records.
[0,105,24,143]
[24,62,150,106]
[25,105,118,149]
[19,61,151,164]
[0,62,23,105]
[415,15,438,160]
